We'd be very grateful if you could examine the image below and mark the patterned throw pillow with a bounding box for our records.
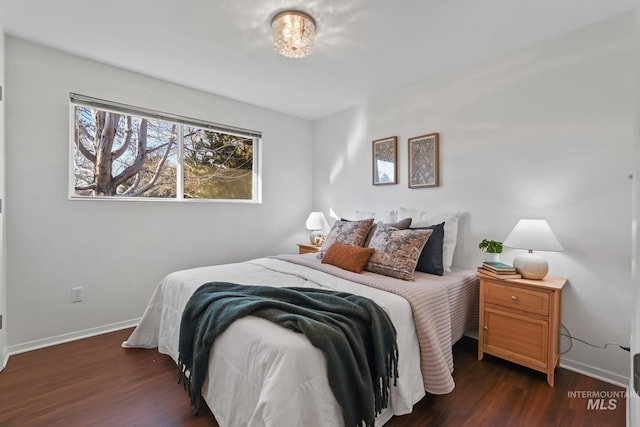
[321,242,375,273]
[363,217,412,247]
[365,224,433,281]
[321,218,375,251]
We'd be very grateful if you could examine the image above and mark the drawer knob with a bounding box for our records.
[483,326,488,331]
[511,295,518,301]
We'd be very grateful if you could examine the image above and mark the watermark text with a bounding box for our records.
[567,390,628,411]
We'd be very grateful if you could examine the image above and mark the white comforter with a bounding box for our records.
[123,257,426,427]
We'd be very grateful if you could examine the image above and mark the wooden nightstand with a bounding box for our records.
[477,274,566,386]
[297,243,321,254]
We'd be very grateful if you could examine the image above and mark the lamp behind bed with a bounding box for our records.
[306,211,330,246]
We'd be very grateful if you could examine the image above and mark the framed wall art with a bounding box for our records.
[372,136,398,185]
[408,132,439,188]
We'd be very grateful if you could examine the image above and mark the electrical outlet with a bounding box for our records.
[71,287,83,303]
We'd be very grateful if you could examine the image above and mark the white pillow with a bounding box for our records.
[351,210,375,220]
[398,207,461,272]
[351,209,398,223]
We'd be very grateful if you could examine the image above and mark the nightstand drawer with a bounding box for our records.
[484,280,549,316]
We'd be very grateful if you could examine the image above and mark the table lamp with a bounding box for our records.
[502,219,564,279]
[305,212,330,246]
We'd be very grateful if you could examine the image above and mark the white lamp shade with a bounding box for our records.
[503,219,563,280]
[305,212,329,231]
[502,219,564,252]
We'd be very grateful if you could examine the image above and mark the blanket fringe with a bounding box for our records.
[177,360,201,414]
[373,346,399,420]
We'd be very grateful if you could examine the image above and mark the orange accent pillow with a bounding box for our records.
[321,242,375,273]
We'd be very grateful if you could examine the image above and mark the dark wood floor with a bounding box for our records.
[0,328,626,427]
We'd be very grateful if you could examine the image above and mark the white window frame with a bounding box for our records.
[68,93,262,203]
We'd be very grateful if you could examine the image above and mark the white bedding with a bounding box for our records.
[123,256,477,427]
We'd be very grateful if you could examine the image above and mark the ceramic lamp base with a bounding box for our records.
[513,251,548,280]
[309,231,325,247]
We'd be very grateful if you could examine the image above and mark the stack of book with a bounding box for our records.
[477,261,522,279]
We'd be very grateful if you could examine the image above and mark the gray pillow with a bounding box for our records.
[412,222,445,276]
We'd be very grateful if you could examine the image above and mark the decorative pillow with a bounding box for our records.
[386,217,412,229]
[365,225,433,280]
[364,217,412,247]
[398,207,461,272]
[321,242,375,273]
[321,218,375,251]
[413,222,445,276]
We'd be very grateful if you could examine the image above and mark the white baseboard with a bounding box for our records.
[0,347,8,372]
[6,318,140,357]
[560,357,629,389]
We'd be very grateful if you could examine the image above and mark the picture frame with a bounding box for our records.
[372,136,398,185]
[408,132,439,188]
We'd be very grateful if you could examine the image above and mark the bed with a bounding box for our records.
[123,208,478,426]
[122,253,478,427]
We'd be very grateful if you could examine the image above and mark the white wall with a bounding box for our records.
[0,28,6,369]
[313,13,635,384]
[5,37,313,350]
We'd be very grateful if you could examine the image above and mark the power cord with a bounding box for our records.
[560,323,630,354]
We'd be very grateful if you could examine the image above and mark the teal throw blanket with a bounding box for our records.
[178,282,399,427]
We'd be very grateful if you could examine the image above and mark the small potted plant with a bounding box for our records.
[479,239,503,262]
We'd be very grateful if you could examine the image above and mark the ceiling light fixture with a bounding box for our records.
[271,10,316,59]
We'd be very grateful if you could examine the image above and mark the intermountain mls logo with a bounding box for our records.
[567,390,628,410]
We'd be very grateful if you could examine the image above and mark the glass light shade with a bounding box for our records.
[271,10,316,58]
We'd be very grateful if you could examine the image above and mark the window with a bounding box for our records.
[70,93,261,202]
